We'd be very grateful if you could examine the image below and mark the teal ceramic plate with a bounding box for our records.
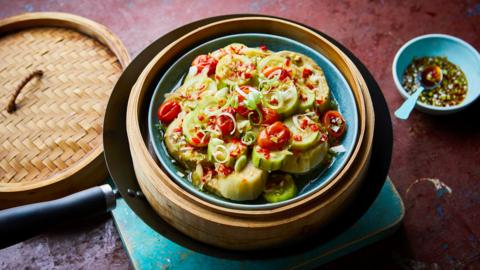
[148,33,359,210]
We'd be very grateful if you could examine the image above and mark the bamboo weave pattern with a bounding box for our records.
[0,27,121,183]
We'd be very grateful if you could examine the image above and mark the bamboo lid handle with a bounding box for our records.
[7,70,43,114]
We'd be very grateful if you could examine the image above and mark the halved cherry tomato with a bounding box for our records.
[261,107,280,125]
[257,121,291,150]
[323,110,346,138]
[157,100,181,123]
[192,54,218,76]
[216,113,235,136]
[246,107,279,125]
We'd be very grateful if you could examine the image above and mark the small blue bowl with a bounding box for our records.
[393,34,480,114]
[148,33,359,210]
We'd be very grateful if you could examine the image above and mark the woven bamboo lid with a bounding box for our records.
[0,12,130,208]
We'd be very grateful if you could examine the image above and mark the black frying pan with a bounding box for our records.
[0,15,392,258]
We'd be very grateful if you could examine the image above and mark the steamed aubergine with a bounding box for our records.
[157,43,347,202]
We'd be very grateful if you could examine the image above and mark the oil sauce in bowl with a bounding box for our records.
[402,57,468,107]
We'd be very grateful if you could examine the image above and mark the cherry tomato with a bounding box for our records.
[192,54,218,76]
[157,100,181,124]
[323,110,346,138]
[257,121,291,150]
[216,113,235,136]
[243,107,277,126]
[235,101,250,118]
[261,107,280,125]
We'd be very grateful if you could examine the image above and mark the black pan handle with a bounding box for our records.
[0,184,116,248]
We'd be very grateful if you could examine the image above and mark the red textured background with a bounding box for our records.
[1,0,479,269]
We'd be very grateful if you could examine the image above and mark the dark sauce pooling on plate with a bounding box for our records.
[402,57,468,107]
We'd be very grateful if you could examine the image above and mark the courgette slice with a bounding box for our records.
[207,138,229,164]
[263,81,299,117]
[177,75,218,111]
[224,43,247,55]
[216,54,255,86]
[276,50,331,112]
[207,138,247,168]
[182,111,208,147]
[164,116,207,170]
[283,117,320,151]
[257,54,286,73]
[243,47,271,58]
[298,84,315,112]
[281,140,329,174]
[206,161,267,201]
[251,145,292,171]
[263,174,297,203]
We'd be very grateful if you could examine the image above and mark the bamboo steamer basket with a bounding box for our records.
[0,12,130,208]
[127,17,374,250]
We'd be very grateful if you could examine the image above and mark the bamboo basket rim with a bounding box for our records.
[0,12,130,192]
[126,75,373,246]
[125,63,373,248]
[127,16,372,216]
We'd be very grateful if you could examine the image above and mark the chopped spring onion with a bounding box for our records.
[237,119,250,132]
[218,112,237,135]
[258,77,277,92]
[248,108,263,125]
[329,145,346,154]
[235,85,248,98]
[212,144,229,163]
[176,171,185,177]
[241,131,256,145]
[205,126,221,136]
[246,90,262,110]
[229,95,239,108]
[235,85,262,110]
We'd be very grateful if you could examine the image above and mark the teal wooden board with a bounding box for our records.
[112,178,404,270]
